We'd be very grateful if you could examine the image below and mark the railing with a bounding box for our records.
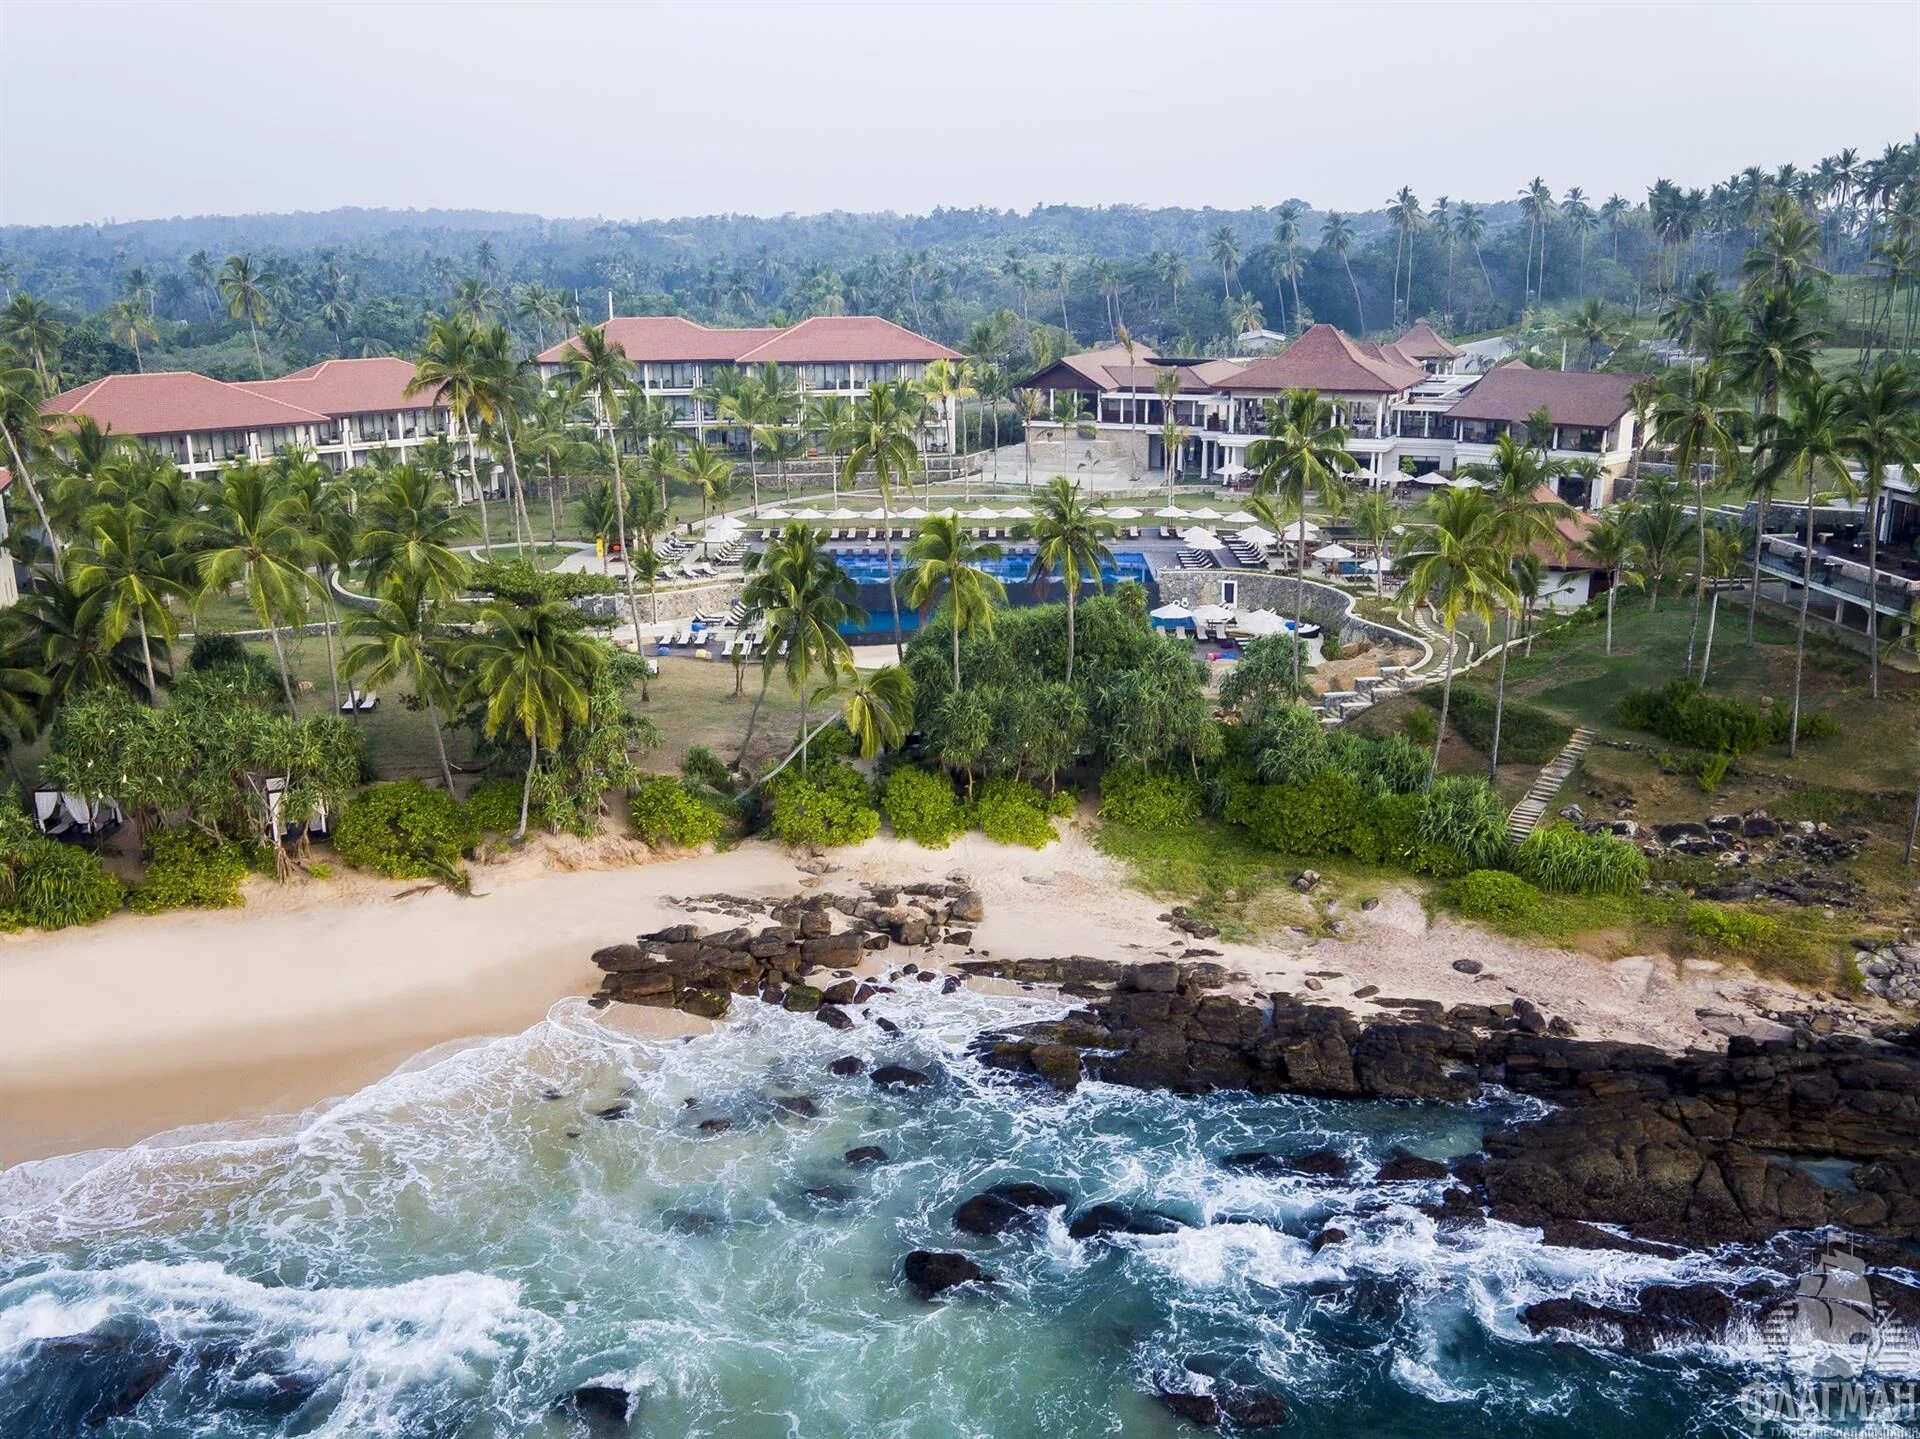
[1759,537,1920,615]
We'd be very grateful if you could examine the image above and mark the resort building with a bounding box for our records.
[40,359,454,480]
[533,314,962,441]
[1019,322,1643,506]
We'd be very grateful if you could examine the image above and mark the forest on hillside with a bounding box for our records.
[0,136,1914,390]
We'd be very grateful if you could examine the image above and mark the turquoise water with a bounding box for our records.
[0,988,1826,1436]
[828,549,1153,587]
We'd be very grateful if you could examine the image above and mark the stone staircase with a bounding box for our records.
[1506,727,1596,844]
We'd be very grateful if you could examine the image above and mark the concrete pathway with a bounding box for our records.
[1506,727,1596,844]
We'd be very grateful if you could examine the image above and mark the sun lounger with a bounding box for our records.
[358,692,379,712]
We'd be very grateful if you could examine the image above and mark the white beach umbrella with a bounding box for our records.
[827,507,859,520]
[1222,510,1257,524]
[790,508,827,520]
[1313,542,1356,561]
[898,506,929,519]
[999,505,1032,519]
[966,507,1002,519]
[707,516,745,538]
[1107,507,1143,519]
[864,507,889,520]
[1149,602,1193,621]
[1358,556,1394,573]
[1278,519,1321,542]
[1180,525,1223,549]
[759,507,792,521]
[1191,602,1235,623]
[1237,524,1277,546]
[1220,461,1249,479]
[1154,504,1187,518]
[1188,506,1224,519]
[1235,609,1289,636]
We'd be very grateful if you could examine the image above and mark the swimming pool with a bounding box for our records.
[828,548,1153,587]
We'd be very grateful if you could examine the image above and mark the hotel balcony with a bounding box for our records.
[1757,534,1920,619]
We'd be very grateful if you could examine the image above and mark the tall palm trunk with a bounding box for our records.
[1343,259,1365,332]
[318,578,343,716]
[1064,584,1078,684]
[1787,461,1816,757]
[607,418,644,654]
[797,686,811,771]
[1489,609,1512,776]
[1291,541,1306,690]
[462,418,493,560]
[248,317,265,379]
[881,485,904,662]
[424,690,455,792]
[1701,590,1721,685]
[265,616,297,714]
[1605,576,1617,655]
[1747,483,1771,644]
[1867,488,1884,698]
[1684,467,1707,677]
[1427,619,1459,787]
[1,425,61,566]
[515,732,538,841]
[736,665,774,768]
[951,606,962,691]
[135,607,156,700]
[500,422,534,559]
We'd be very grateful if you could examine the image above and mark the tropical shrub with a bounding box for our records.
[466,559,618,604]
[882,765,969,848]
[1684,903,1780,952]
[1415,776,1511,875]
[1617,680,1827,756]
[1045,786,1078,819]
[1418,685,1570,764]
[681,745,733,793]
[466,779,547,835]
[1402,706,1438,746]
[129,831,250,914]
[1512,824,1649,896]
[1239,771,1366,857]
[1445,870,1547,930]
[973,777,1057,848]
[1099,768,1201,832]
[629,776,726,849]
[768,764,879,847]
[0,840,124,930]
[332,780,477,879]
[187,631,248,671]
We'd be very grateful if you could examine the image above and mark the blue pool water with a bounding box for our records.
[833,550,1154,638]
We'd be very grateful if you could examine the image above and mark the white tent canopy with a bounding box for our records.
[898,506,928,519]
[1220,462,1249,478]
[1149,602,1193,621]
[1313,542,1356,561]
[999,506,1032,518]
[865,507,889,520]
[1234,609,1289,636]
[1358,556,1394,573]
[966,507,1001,519]
[1237,524,1277,546]
[827,507,859,520]
[1180,525,1224,549]
[1191,602,1235,623]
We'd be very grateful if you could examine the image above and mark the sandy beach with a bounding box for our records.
[0,821,1786,1170]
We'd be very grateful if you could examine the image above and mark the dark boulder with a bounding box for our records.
[1310,1226,1348,1252]
[1373,1148,1449,1183]
[816,1005,854,1030]
[772,1095,818,1118]
[1067,1203,1185,1240]
[783,984,824,1013]
[871,1064,932,1089]
[826,1055,866,1077]
[844,1145,889,1167]
[1154,1389,1220,1425]
[556,1383,638,1430]
[902,1250,991,1296]
[953,1182,1069,1236]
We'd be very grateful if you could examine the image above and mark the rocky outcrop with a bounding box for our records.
[902,1250,991,1297]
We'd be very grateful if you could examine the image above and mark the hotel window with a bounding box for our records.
[1221,579,1238,609]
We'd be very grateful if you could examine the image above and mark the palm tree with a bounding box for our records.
[1455,202,1495,314]
[104,299,158,373]
[904,515,1006,690]
[918,357,976,464]
[459,599,601,840]
[755,664,914,790]
[191,462,312,711]
[0,361,65,564]
[563,324,647,651]
[1400,487,1514,785]
[1016,387,1043,490]
[278,450,358,716]
[1650,362,1745,677]
[1577,512,1644,656]
[1320,213,1364,331]
[1388,186,1422,324]
[217,254,276,378]
[1,293,63,391]
[1755,376,1856,756]
[1023,477,1115,684]
[470,323,538,556]
[7,572,158,709]
[1353,489,1395,597]
[409,316,496,557]
[1837,361,1920,698]
[1273,202,1306,335]
[1247,389,1359,688]
[841,381,923,660]
[342,583,460,790]
[1154,367,1186,488]
[1630,480,1698,608]
[759,538,861,771]
[673,439,734,523]
[1208,226,1241,301]
[1695,522,1747,686]
[1520,177,1557,304]
[67,509,186,699]
[356,463,467,601]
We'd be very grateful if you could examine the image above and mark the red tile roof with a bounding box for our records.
[1393,322,1463,361]
[43,372,329,436]
[535,314,956,368]
[1445,362,1635,429]
[1221,324,1426,395]
[239,356,444,417]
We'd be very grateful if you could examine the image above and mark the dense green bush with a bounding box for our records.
[1445,870,1547,929]
[466,779,547,835]
[332,781,477,879]
[1237,771,1367,857]
[768,764,880,847]
[1,840,124,930]
[629,776,726,849]
[466,559,617,604]
[681,745,733,792]
[1402,706,1437,746]
[973,778,1058,848]
[1684,903,1780,952]
[1618,680,1828,756]
[130,831,250,914]
[882,765,970,848]
[187,632,248,671]
[1512,824,1649,896]
[1046,787,1078,819]
[1419,685,1570,764]
[1415,775,1512,874]
[1099,768,1201,831]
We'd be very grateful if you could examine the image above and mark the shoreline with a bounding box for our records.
[0,824,1811,1171]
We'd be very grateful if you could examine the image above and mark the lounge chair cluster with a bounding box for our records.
[1225,536,1268,567]
[338,689,379,713]
[264,775,331,846]
[1175,548,1218,569]
[31,789,124,845]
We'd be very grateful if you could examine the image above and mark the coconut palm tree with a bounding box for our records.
[104,299,158,373]
[1577,512,1645,655]
[904,515,1006,690]
[409,316,496,557]
[0,360,65,564]
[217,254,277,378]
[1208,226,1241,301]
[191,462,312,711]
[1695,521,1747,686]
[1755,375,1856,756]
[1022,477,1115,684]
[356,463,467,601]
[1154,367,1187,488]
[1,293,64,391]
[470,322,538,556]
[1248,388,1359,688]
[673,439,735,523]
[1320,213,1364,332]
[1400,486,1514,786]
[1388,186,1422,324]
[759,536,861,770]
[342,582,460,790]
[755,664,914,790]
[1455,202,1495,315]
[917,357,976,465]
[6,571,158,710]
[276,449,358,715]
[1016,387,1043,490]
[67,508,186,700]
[842,381,923,660]
[459,598,602,840]
[1650,362,1745,678]
[562,324,646,649]
[1838,359,1920,697]
[1630,480,1698,608]
[1273,201,1307,334]
[1353,489,1396,597]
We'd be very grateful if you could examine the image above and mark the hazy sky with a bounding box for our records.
[3,0,1917,228]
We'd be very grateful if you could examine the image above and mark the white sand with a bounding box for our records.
[0,819,1770,1168]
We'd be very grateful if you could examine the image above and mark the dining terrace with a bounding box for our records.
[1756,534,1920,628]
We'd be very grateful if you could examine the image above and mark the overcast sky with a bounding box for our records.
[3,0,1917,228]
